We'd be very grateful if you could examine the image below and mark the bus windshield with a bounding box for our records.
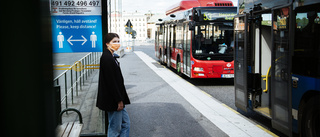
[193,22,234,61]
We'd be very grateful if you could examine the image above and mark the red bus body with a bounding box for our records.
[166,0,233,15]
[155,0,236,78]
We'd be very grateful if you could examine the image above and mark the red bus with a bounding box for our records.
[155,0,237,78]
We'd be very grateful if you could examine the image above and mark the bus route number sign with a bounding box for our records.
[202,12,236,21]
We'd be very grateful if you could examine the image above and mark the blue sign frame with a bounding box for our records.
[50,0,103,53]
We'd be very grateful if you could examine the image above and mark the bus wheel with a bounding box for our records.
[301,95,320,137]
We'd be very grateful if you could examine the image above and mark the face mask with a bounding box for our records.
[110,43,120,51]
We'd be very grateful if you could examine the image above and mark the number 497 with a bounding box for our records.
[89,1,100,6]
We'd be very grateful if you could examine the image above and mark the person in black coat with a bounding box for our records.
[96,33,130,137]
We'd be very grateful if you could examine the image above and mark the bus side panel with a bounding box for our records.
[292,75,320,133]
[291,76,320,111]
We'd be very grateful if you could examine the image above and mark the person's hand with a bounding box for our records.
[117,101,124,111]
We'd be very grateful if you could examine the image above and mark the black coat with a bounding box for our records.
[96,49,130,111]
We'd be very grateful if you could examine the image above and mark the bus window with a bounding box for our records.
[262,14,272,26]
[293,11,320,77]
[193,23,234,61]
[214,26,220,40]
[208,25,213,38]
[201,25,206,39]
[195,26,198,35]
[206,25,209,38]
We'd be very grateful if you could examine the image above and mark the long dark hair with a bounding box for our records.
[103,33,119,46]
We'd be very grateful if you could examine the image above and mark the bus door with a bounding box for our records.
[251,13,272,117]
[234,14,249,112]
[171,25,176,67]
[167,25,172,67]
[183,23,191,76]
[163,25,168,64]
[159,25,164,60]
[270,7,292,136]
[155,30,159,57]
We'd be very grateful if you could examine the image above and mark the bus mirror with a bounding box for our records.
[193,10,199,21]
[188,21,195,30]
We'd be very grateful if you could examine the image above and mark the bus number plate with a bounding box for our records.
[221,74,234,78]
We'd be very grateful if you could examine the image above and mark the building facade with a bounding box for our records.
[107,0,164,45]
[109,12,148,43]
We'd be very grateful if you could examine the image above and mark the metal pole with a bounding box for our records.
[64,73,68,109]
[97,52,99,64]
[84,57,86,80]
[70,69,73,104]
[95,52,97,65]
[102,0,108,52]
[88,54,90,74]
[80,62,82,90]
[102,1,108,135]
[76,63,78,96]
[82,60,85,86]
[86,56,88,80]
[90,53,92,74]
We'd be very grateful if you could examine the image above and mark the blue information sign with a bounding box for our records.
[50,0,102,53]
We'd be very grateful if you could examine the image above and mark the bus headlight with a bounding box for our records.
[193,67,204,71]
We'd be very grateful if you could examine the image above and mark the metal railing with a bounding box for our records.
[53,52,102,109]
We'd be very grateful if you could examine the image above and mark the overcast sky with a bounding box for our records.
[122,0,238,14]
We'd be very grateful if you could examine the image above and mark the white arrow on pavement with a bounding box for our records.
[67,35,87,45]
